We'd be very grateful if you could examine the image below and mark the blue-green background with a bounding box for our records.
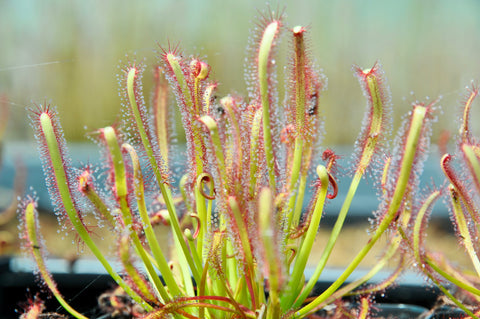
[1,0,480,144]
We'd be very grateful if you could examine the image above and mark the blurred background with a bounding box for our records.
[1,0,480,144]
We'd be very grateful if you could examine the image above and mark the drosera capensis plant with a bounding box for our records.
[18,8,480,319]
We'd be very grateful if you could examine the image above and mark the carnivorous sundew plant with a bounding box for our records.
[18,8,480,319]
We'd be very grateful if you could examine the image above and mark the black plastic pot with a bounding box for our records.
[425,305,468,319]
[0,257,115,318]
[1,256,458,319]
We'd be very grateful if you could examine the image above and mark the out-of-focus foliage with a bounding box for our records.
[1,0,479,143]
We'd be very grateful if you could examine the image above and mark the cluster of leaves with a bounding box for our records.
[17,9,480,319]
[410,85,480,317]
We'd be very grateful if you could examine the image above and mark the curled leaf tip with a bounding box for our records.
[326,172,338,200]
[196,173,216,200]
[191,59,210,80]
